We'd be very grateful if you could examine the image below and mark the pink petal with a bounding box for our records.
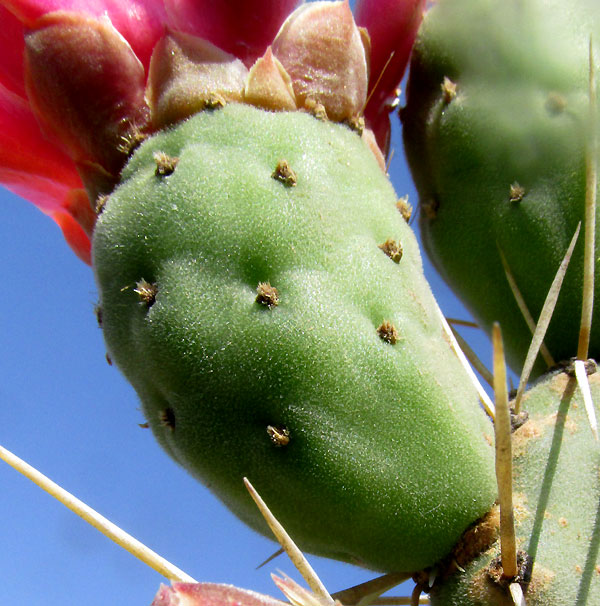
[0,5,27,98]
[151,583,287,606]
[1,0,167,69]
[355,0,425,150]
[164,0,302,66]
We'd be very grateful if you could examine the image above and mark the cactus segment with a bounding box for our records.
[93,103,496,573]
[402,0,600,376]
[428,367,600,605]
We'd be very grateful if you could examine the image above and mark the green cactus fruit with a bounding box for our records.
[428,366,600,605]
[92,103,497,573]
[402,0,600,376]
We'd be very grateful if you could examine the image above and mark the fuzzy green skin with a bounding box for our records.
[429,369,600,605]
[93,103,496,573]
[402,0,600,376]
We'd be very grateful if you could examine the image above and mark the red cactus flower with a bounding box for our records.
[0,0,424,264]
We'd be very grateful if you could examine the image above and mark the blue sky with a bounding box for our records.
[0,104,497,605]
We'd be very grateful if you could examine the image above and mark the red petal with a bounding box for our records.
[164,0,302,66]
[0,83,81,191]
[0,83,93,262]
[51,208,92,264]
[1,167,78,214]
[0,5,27,98]
[1,170,92,263]
[2,0,166,69]
[95,0,167,70]
[355,0,425,149]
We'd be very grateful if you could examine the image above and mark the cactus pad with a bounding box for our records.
[402,0,600,376]
[93,103,496,573]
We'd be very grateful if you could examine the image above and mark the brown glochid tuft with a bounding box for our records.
[159,408,176,431]
[379,238,403,263]
[345,115,365,135]
[272,160,298,187]
[305,97,328,121]
[95,194,110,215]
[510,409,529,432]
[154,152,179,176]
[267,425,290,447]
[441,76,458,103]
[118,124,148,156]
[256,282,280,308]
[203,92,226,110]
[377,321,398,345]
[422,196,439,220]
[487,550,533,590]
[509,182,526,203]
[94,304,103,328]
[134,279,158,306]
[546,92,568,115]
[396,195,412,222]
